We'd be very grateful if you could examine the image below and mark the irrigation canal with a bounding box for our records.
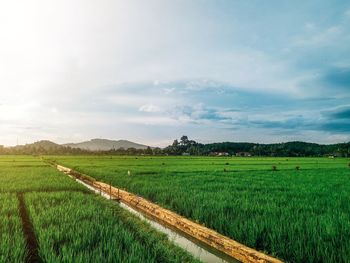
[75,176,238,263]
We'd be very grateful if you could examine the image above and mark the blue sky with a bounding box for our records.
[0,0,349,146]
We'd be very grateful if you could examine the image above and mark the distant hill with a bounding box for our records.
[6,140,65,154]
[64,138,149,151]
[15,140,62,150]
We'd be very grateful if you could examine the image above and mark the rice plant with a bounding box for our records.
[25,192,199,263]
[0,194,27,263]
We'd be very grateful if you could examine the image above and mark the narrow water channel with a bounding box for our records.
[72,176,240,263]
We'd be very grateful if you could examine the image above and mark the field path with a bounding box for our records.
[17,193,43,263]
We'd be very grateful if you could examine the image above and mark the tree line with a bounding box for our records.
[0,136,349,157]
[162,136,350,157]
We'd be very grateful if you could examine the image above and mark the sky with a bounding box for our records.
[0,0,349,147]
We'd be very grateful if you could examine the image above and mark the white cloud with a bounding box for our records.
[139,104,161,113]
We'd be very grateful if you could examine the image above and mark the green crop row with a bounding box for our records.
[52,155,350,263]
[0,194,27,263]
[25,191,199,263]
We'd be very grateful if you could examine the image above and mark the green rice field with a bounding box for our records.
[0,156,199,263]
[52,156,350,263]
[0,156,85,193]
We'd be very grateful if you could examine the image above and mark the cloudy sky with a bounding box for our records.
[0,0,349,146]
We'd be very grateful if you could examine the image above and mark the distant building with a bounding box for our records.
[235,152,251,157]
[209,152,230,157]
[182,152,190,156]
